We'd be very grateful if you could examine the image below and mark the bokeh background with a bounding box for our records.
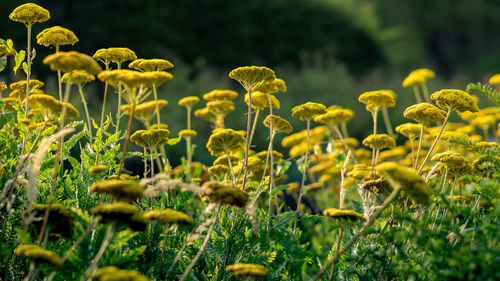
[1,0,499,169]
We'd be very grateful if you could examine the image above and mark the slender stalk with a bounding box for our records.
[24,24,32,120]
[414,124,425,170]
[78,84,93,144]
[332,125,358,164]
[248,108,260,147]
[114,63,123,136]
[421,82,431,103]
[117,102,136,177]
[226,151,236,185]
[186,107,192,181]
[412,86,422,103]
[340,122,349,138]
[99,63,110,131]
[293,119,311,234]
[381,107,394,138]
[417,110,452,173]
[242,89,253,191]
[55,45,63,101]
[267,130,276,234]
[83,223,115,281]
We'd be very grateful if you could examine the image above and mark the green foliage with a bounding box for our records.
[467,82,500,106]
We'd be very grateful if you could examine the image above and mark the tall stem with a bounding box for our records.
[421,82,431,103]
[381,107,394,138]
[226,151,236,185]
[117,103,136,176]
[114,63,123,136]
[55,45,63,101]
[248,108,260,147]
[152,85,161,127]
[78,84,93,144]
[414,125,425,170]
[417,110,451,173]
[293,119,311,234]
[412,86,423,103]
[99,63,110,131]
[332,125,358,164]
[186,107,192,181]
[24,24,32,120]
[242,89,253,191]
[267,130,276,234]
[83,224,115,281]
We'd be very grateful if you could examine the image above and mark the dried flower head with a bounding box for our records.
[291,102,327,121]
[30,203,74,238]
[178,96,200,108]
[202,181,249,207]
[488,74,500,85]
[36,26,78,47]
[90,179,143,202]
[254,78,287,94]
[403,102,447,123]
[9,3,50,25]
[91,202,148,231]
[14,245,61,266]
[203,89,239,101]
[91,266,149,281]
[229,66,276,91]
[129,58,174,72]
[179,129,197,139]
[245,91,280,110]
[43,51,102,74]
[226,263,269,279]
[143,209,193,225]
[263,114,293,134]
[314,108,354,124]
[430,89,479,113]
[89,165,107,174]
[395,123,422,139]
[324,208,365,221]
[358,90,396,112]
[362,134,396,150]
[130,128,170,149]
[93,47,137,65]
[61,70,94,85]
[206,128,246,156]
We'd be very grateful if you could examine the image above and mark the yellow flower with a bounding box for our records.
[395,123,422,139]
[314,108,354,124]
[488,74,500,85]
[89,165,107,174]
[291,102,326,121]
[362,178,392,194]
[150,123,168,130]
[333,137,359,152]
[254,78,287,94]
[91,202,149,231]
[179,129,197,139]
[229,66,276,91]
[90,179,143,202]
[409,68,435,80]
[438,131,468,143]
[143,209,193,225]
[263,114,293,134]
[208,164,229,176]
[61,70,94,85]
[201,181,249,207]
[123,99,167,115]
[206,128,246,156]
[93,47,137,65]
[9,79,44,91]
[129,58,174,72]
[358,90,396,112]
[194,107,218,123]
[379,146,407,161]
[43,51,102,74]
[226,263,269,278]
[347,164,373,180]
[178,96,200,107]
[36,26,78,47]
[430,89,479,113]
[323,208,365,221]
[281,131,306,148]
[207,100,235,115]
[91,266,150,281]
[286,182,300,193]
[402,73,425,87]
[432,151,467,169]
[255,150,283,162]
[244,91,280,110]
[14,245,61,266]
[310,159,336,175]
[403,102,447,123]
[9,3,50,25]
[213,154,239,166]
[30,93,79,118]
[362,134,396,150]
[203,89,239,101]
[130,128,170,149]
[30,203,74,238]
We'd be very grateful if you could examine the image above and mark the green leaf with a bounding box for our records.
[22,62,28,75]
[467,82,500,106]
[64,129,85,155]
[14,50,25,74]
[0,112,14,129]
[0,57,7,72]
[167,136,182,146]
[271,185,288,197]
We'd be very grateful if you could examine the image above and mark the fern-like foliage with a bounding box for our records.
[466,82,500,105]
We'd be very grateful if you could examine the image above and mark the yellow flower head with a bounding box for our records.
[309,159,336,175]
[225,263,269,278]
[150,123,168,130]
[362,177,392,194]
[347,164,373,180]
[30,203,74,238]
[123,99,167,117]
[378,146,407,161]
[14,245,61,266]
[333,137,359,152]
[471,115,496,128]
[245,91,280,110]
[91,266,149,281]
[9,79,44,91]
[439,131,468,143]
[254,78,287,94]
[203,89,239,101]
[488,74,500,85]
[89,165,107,174]
[229,66,276,91]
[263,114,293,134]
[286,182,300,193]
[214,154,239,166]
[179,129,197,139]
[61,70,94,85]
[36,26,78,47]
[395,123,422,139]
[314,108,354,124]
[143,209,193,225]
[0,82,6,91]
[291,102,326,121]
[402,73,425,87]
[358,90,396,112]
[409,68,435,80]
[207,100,235,115]
[206,128,246,155]
[208,164,230,176]
[403,102,447,123]
[90,179,143,202]
[255,150,283,162]
[130,128,170,149]
[129,58,174,72]
[194,107,217,123]
[281,131,306,148]
[432,151,467,168]
[430,89,479,113]
[9,3,50,25]
[362,134,396,150]
[30,93,79,118]
[93,47,137,65]
[178,96,200,108]
[91,202,148,231]
[202,181,249,207]
[323,208,366,221]
[43,51,102,74]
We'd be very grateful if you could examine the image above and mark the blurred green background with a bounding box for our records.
[1,0,499,168]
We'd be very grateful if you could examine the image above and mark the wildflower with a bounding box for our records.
[93,47,137,65]
[430,89,479,113]
[362,134,396,150]
[314,108,354,124]
[129,58,174,72]
[91,266,149,281]
[30,93,79,118]
[488,74,500,85]
[263,114,293,134]
[179,129,197,139]
[347,164,373,180]
[14,245,61,266]
[130,128,170,149]
[362,178,392,194]
[207,100,235,114]
[91,202,149,231]
[143,209,193,225]
[402,74,425,87]
[255,150,283,162]
[226,263,269,279]
[150,123,168,130]
[379,146,407,161]
[323,208,366,221]
[244,91,280,110]
[214,154,239,166]
[409,68,435,80]
[43,51,102,74]
[286,182,300,193]
[29,203,74,238]
[291,102,327,121]
[310,160,337,175]
[403,102,447,123]
[9,79,44,91]
[254,78,287,94]
[89,165,107,174]
[203,89,239,101]
[395,123,422,139]
[36,26,78,47]
[178,96,200,108]
[208,164,229,176]
[305,182,323,195]
[358,90,396,112]
[9,3,50,25]
[229,66,276,91]
[281,132,306,148]
[439,131,468,143]
[206,128,246,156]
[334,137,359,151]
[122,100,168,120]
[90,179,143,202]
[194,107,217,123]
[61,70,94,84]
[201,181,249,207]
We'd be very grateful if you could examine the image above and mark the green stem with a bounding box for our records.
[242,89,253,191]
[117,102,136,177]
[78,84,93,144]
[248,108,260,148]
[421,82,431,103]
[417,110,452,174]
[99,63,110,131]
[83,223,115,281]
[293,119,311,234]
[412,86,423,103]
[414,124,425,170]
[381,107,394,138]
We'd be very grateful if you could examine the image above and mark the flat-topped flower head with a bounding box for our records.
[314,108,354,124]
[362,134,396,150]
[203,89,239,101]
[129,58,174,72]
[30,93,79,118]
[347,164,372,180]
[395,123,422,139]
[143,209,193,225]
[43,51,102,74]
[194,107,217,123]
[208,164,229,176]
[229,66,276,91]
[213,154,239,166]
[36,26,78,47]
[202,181,249,207]
[362,177,392,194]
[89,165,107,174]
[225,263,269,279]
[358,90,396,112]
[324,208,366,221]
[244,91,280,110]
[402,73,426,87]
[30,203,74,238]
[178,96,200,108]
[122,99,167,117]
[207,128,246,155]
[91,202,148,231]
[14,245,61,266]
[432,151,467,169]
[291,102,326,121]
[92,266,149,281]
[403,102,447,123]
[61,70,94,85]
[254,78,287,94]
[9,79,44,91]
[179,129,197,139]
[255,150,283,162]
[488,74,500,85]
[90,179,143,202]
[304,182,323,194]
[93,47,137,65]
[9,3,50,25]
[409,68,435,80]
[281,131,306,148]
[97,69,143,90]
[130,128,170,149]
[263,114,293,134]
[379,146,407,161]
[430,89,479,112]
[207,100,235,114]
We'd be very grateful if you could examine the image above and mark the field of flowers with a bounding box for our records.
[1,3,499,281]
